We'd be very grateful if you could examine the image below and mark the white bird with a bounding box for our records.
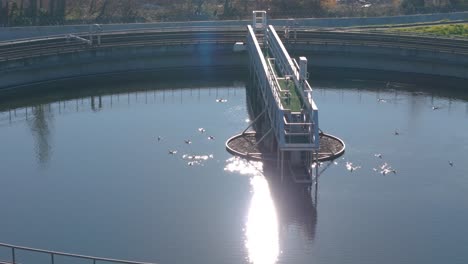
[346,162,361,172]
[382,168,397,175]
[188,161,195,166]
[168,150,177,155]
[380,163,389,170]
[216,98,227,103]
[432,106,440,110]
[184,140,192,144]
[208,136,215,140]
[449,161,454,167]
[377,98,387,103]
[374,153,383,159]
[198,128,206,133]
[379,163,397,175]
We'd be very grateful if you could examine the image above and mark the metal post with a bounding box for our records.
[12,247,16,264]
[51,253,55,264]
[89,25,93,45]
[315,150,319,180]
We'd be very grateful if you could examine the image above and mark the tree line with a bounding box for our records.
[0,0,66,26]
[1,0,467,27]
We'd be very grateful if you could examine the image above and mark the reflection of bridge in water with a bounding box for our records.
[264,162,318,242]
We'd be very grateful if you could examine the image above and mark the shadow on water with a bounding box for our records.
[310,67,468,102]
[264,161,318,242]
[0,67,249,111]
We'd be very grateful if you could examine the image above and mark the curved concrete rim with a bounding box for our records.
[319,132,346,162]
[226,131,346,162]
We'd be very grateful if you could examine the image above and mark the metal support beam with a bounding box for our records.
[66,34,91,45]
[242,108,266,135]
[251,128,272,149]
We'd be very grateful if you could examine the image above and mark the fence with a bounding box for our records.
[0,242,155,264]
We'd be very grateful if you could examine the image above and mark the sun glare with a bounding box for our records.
[245,176,280,264]
[225,157,280,264]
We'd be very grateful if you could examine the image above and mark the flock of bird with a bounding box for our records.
[337,90,455,175]
[339,152,452,176]
[157,93,456,172]
[158,126,216,166]
[155,98,227,166]
[339,155,398,176]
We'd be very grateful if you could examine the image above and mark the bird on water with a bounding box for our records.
[346,162,361,172]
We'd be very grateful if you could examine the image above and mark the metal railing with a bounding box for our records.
[1,27,467,64]
[265,25,320,149]
[0,243,156,264]
[247,25,284,145]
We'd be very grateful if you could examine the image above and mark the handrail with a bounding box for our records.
[0,242,156,264]
[2,29,468,63]
[0,26,246,45]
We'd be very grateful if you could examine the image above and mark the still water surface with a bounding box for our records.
[0,71,467,264]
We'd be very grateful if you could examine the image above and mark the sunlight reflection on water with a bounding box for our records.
[225,157,280,264]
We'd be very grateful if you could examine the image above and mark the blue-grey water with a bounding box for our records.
[0,71,467,264]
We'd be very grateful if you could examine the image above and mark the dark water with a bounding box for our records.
[0,70,467,264]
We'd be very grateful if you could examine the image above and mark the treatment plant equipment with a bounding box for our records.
[227,11,345,184]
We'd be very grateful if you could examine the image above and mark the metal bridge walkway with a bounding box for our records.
[246,11,320,182]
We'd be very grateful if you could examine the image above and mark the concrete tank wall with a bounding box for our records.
[0,44,247,89]
[1,41,467,90]
[290,44,468,79]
